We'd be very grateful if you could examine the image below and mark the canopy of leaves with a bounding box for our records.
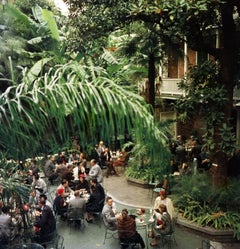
[0,59,170,160]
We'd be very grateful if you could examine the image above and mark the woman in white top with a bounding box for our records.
[153,190,174,219]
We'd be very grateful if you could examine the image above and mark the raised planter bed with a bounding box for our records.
[177,214,237,243]
[126,177,149,188]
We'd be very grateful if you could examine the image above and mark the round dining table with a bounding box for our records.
[129,208,155,249]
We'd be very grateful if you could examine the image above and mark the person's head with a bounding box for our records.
[57,188,64,196]
[90,178,97,186]
[50,155,55,162]
[182,162,188,169]
[159,190,167,200]
[80,153,85,159]
[34,174,40,180]
[30,189,36,197]
[38,198,46,208]
[74,190,80,197]
[39,194,47,201]
[90,159,96,166]
[62,179,69,187]
[159,204,167,214]
[106,196,113,207]
[121,208,128,220]
[1,205,10,214]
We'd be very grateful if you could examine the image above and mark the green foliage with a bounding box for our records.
[0,3,68,93]
[172,174,240,238]
[125,132,172,183]
[175,60,236,155]
[0,58,169,160]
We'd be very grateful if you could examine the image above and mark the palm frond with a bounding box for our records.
[0,60,169,161]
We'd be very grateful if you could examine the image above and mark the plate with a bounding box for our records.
[137,219,144,223]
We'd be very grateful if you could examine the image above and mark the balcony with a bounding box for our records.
[159,78,240,101]
[158,78,184,99]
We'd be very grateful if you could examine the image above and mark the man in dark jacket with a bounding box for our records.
[33,198,56,244]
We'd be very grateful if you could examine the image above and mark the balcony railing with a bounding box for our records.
[159,78,240,101]
[159,78,184,99]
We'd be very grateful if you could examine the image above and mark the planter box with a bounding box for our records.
[126,177,149,188]
[177,214,237,243]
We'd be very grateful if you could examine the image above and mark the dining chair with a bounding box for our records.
[91,211,102,227]
[103,226,118,244]
[67,207,85,233]
[158,217,177,249]
[118,230,141,249]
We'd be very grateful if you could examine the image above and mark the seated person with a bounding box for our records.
[0,206,19,244]
[104,148,119,177]
[56,163,69,180]
[153,190,174,219]
[68,190,86,210]
[61,164,75,189]
[102,196,120,230]
[113,150,128,168]
[44,155,58,185]
[28,189,38,208]
[117,208,145,249]
[39,194,53,211]
[67,190,86,227]
[33,198,56,245]
[53,188,68,219]
[75,174,89,192]
[86,179,105,223]
[57,179,74,198]
[150,204,172,246]
[32,174,47,197]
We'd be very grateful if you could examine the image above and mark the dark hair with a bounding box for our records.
[1,206,10,214]
[121,208,128,219]
[159,204,167,212]
[62,179,68,185]
[34,174,40,180]
[39,194,47,200]
[106,196,112,202]
[90,178,98,184]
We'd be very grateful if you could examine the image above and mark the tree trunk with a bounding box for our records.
[146,52,156,109]
[207,2,240,187]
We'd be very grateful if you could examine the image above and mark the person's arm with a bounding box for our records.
[104,209,117,223]
[89,167,97,178]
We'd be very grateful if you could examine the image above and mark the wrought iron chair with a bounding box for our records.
[67,207,85,233]
[118,230,141,249]
[103,222,118,244]
[158,217,177,249]
[91,198,105,227]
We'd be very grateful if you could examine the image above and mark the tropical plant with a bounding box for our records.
[0,152,32,232]
[0,57,170,161]
[172,174,240,239]
[0,3,68,92]
[66,0,240,187]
